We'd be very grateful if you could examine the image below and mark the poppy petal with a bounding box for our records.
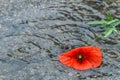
[59,55,72,66]
[59,48,81,57]
[58,46,102,70]
[78,46,94,56]
[86,47,102,68]
[72,60,92,70]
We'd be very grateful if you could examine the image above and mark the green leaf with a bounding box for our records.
[102,23,108,27]
[87,12,120,38]
[107,12,113,20]
[113,21,120,27]
[107,19,119,25]
[87,20,107,25]
[103,27,114,37]
[113,28,118,33]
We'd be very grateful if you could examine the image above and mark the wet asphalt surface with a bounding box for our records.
[0,0,120,80]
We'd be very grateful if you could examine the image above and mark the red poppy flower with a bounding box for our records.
[58,46,102,70]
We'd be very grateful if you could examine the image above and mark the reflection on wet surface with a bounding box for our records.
[0,0,120,80]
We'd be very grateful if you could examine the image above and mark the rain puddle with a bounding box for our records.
[0,0,120,80]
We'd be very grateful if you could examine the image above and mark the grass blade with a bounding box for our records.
[107,19,119,25]
[113,21,120,27]
[103,27,114,37]
[107,12,113,20]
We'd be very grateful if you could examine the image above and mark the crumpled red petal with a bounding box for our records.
[58,46,102,70]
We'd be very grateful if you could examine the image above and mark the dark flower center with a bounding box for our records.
[78,55,82,59]
[77,54,84,62]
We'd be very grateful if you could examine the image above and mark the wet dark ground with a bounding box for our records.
[0,0,120,80]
